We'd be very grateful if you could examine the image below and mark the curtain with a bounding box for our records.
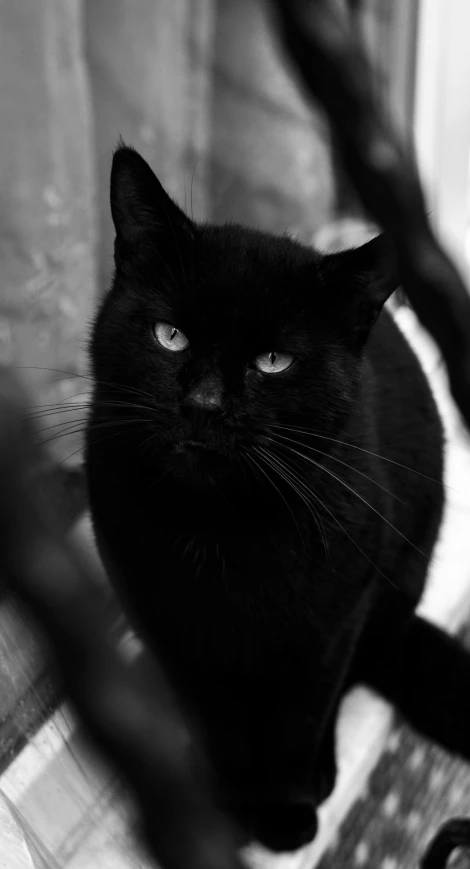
[0,0,96,421]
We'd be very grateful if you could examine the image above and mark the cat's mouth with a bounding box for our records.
[169,431,244,470]
[174,438,211,452]
[169,436,237,483]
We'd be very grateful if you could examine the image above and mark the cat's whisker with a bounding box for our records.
[276,439,439,567]
[262,446,396,590]
[114,420,180,466]
[28,399,160,422]
[271,423,450,490]
[241,451,263,487]
[147,465,175,490]
[37,418,154,448]
[263,447,331,562]
[37,426,92,447]
[236,454,249,484]
[253,445,330,562]
[36,415,153,437]
[244,451,315,603]
[28,405,92,421]
[37,423,90,443]
[266,431,405,504]
[136,427,169,458]
[15,366,157,404]
[34,414,93,433]
[13,365,95,382]
[244,451,307,552]
[55,423,158,467]
[253,444,397,589]
[28,391,94,409]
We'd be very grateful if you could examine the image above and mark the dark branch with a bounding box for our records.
[421,819,470,869]
[0,367,242,869]
[272,0,470,428]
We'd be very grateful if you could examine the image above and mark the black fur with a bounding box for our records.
[86,146,464,852]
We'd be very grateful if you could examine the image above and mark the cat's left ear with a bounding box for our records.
[110,143,194,251]
[320,234,399,344]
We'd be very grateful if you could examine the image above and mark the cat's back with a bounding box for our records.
[357,305,444,601]
[365,306,443,458]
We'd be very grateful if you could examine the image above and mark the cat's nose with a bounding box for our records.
[182,374,223,414]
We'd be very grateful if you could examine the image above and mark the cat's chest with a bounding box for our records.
[96,480,365,629]
[93,479,374,694]
[139,522,346,645]
[141,531,326,679]
[91,462,375,640]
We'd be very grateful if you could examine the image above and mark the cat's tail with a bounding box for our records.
[358,614,470,760]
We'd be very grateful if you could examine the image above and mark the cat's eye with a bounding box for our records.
[153,322,189,352]
[254,351,294,374]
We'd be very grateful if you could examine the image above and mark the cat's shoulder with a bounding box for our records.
[368,304,426,374]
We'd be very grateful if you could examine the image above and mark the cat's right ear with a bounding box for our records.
[110,144,193,251]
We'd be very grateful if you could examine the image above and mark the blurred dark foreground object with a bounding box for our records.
[271,3,470,865]
[272,0,470,430]
[422,820,470,869]
[0,366,242,869]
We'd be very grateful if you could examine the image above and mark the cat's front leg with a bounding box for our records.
[225,721,338,852]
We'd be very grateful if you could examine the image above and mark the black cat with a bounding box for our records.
[86,145,468,853]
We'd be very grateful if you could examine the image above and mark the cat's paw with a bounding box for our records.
[237,800,319,852]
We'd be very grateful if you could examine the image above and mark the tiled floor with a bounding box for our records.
[3,306,470,869]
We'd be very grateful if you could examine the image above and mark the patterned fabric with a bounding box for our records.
[318,624,470,869]
[0,467,86,773]
[319,719,470,869]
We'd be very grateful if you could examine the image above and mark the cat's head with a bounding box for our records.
[90,145,398,484]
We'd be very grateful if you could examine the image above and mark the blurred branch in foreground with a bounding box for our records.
[421,819,470,869]
[0,366,242,869]
[272,0,470,430]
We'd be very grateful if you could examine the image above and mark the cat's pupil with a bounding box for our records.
[269,351,277,365]
[170,328,178,341]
